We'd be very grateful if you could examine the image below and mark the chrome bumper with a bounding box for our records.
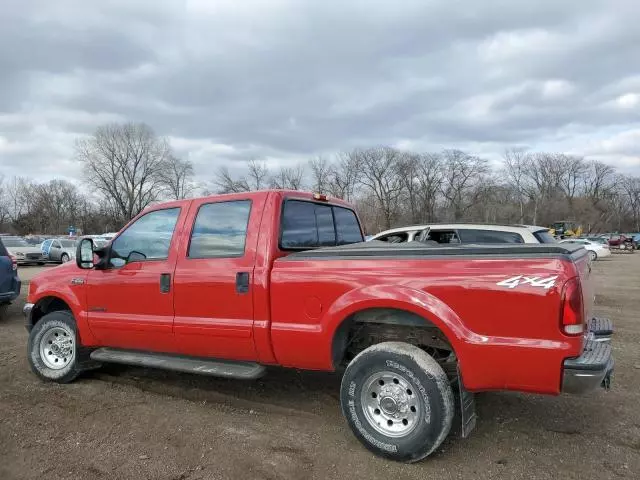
[23,303,34,331]
[562,339,614,394]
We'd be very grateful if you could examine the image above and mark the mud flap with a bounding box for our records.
[453,366,477,438]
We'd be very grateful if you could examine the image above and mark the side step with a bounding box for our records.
[589,317,613,343]
[90,348,266,380]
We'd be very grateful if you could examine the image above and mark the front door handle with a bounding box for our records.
[160,273,171,293]
[236,272,250,294]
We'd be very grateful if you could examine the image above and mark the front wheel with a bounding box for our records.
[28,311,84,383]
[340,342,454,463]
[589,250,597,261]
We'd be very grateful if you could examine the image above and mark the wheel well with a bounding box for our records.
[30,297,72,328]
[332,308,457,376]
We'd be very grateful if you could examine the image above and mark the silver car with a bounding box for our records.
[1,236,46,265]
[43,238,77,263]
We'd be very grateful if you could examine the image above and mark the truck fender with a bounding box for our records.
[29,285,97,346]
[324,284,476,369]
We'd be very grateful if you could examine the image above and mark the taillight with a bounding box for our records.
[9,255,17,271]
[560,278,584,335]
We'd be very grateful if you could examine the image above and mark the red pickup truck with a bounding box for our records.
[24,190,614,462]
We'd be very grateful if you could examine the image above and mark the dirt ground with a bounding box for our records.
[1,257,639,480]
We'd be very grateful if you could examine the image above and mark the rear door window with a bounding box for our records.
[378,233,409,243]
[188,200,252,258]
[427,230,460,244]
[458,229,524,244]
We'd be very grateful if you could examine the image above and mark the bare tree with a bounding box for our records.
[502,148,531,223]
[309,156,331,193]
[247,159,270,190]
[160,155,195,200]
[270,164,306,190]
[326,151,360,202]
[76,122,172,222]
[356,147,404,230]
[440,150,489,221]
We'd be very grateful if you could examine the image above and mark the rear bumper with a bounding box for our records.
[562,339,614,394]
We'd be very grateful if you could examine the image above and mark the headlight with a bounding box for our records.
[16,252,25,257]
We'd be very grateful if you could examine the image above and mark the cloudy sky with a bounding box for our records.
[1,0,639,184]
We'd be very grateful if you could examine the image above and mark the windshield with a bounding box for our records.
[1,237,30,247]
[60,240,77,248]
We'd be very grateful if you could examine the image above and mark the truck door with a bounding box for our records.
[85,207,184,353]
[173,197,261,361]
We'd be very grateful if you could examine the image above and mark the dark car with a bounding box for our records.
[0,237,21,319]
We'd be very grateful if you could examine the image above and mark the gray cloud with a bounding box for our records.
[1,0,639,183]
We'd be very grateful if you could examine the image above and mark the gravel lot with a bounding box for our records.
[1,257,639,480]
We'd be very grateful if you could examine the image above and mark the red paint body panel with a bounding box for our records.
[27,189,590,396]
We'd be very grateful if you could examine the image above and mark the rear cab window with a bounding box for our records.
[280,199,363,250]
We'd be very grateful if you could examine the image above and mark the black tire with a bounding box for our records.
[27,311,90,383]
[37,262,45,266]
[60,253,69,263]
[589,250,597,261]
[340,342,454,463]
[0,303,8,321]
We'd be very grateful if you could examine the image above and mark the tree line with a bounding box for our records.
[215,147,640,235]
[1,121,640,236]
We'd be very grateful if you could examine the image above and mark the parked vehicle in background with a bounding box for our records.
[370,224,555,245]
[0,237,21,320]
[584,236,609,245]
[607,234,636,251]
[559,239,611,261]
[43,238,78,263]
[1,236,46,265]
[23,190,613,462]
[549,220,582,239]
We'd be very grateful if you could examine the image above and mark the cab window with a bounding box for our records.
[188,201,251,258]
[110,208,181,266]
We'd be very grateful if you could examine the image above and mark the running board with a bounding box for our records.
[89,348,266,380]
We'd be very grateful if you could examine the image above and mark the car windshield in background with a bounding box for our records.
[533,230,556,243]
[2,237,30,247]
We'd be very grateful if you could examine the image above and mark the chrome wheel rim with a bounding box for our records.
[61,254,69,263]
[360,370,421,438]
[39,326,75,370]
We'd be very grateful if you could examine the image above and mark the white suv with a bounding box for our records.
[370,224,556,245]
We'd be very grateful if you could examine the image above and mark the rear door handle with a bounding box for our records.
[236,272,250,294]
[160,273,171,293]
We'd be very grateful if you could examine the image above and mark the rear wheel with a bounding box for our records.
[340,342,454,463]
[589,250,597,261]
[60,253,70,263]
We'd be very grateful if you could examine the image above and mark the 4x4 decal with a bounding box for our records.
[496,275,558,289]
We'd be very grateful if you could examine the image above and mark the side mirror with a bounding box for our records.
[76,238,95,269]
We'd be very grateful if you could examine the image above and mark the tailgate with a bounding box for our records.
[573,250,594,329]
